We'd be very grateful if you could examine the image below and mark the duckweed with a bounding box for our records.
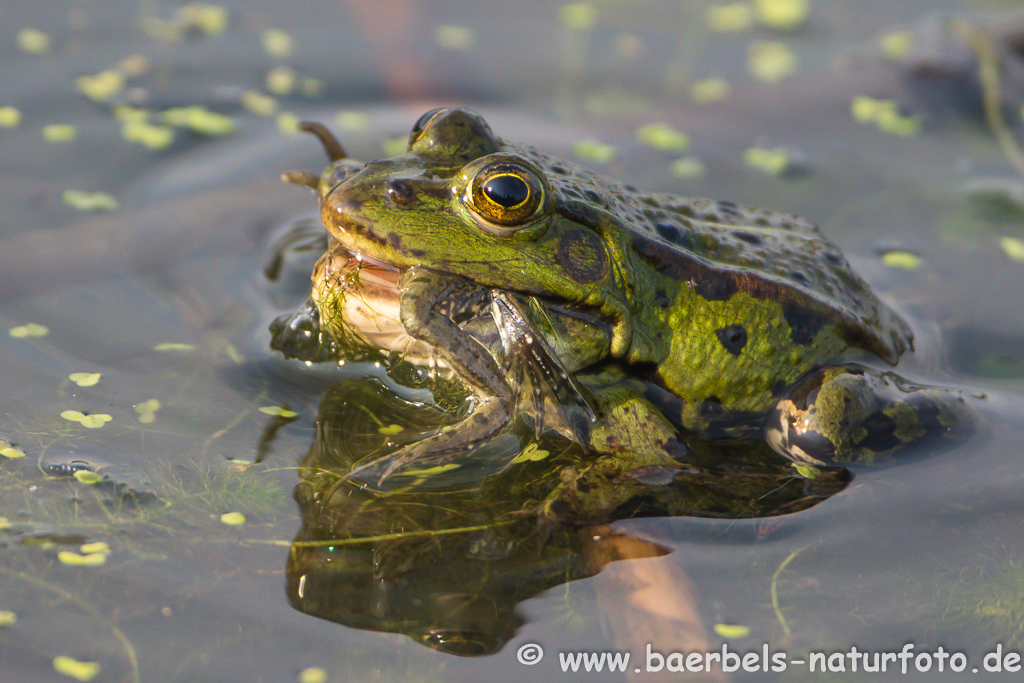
[560,3,598,31]
[671,157,706,179]
[262,28,293,57]
[691,78,731,103]
[9,323,49,338]
[573,138,616,164]
[62,190,119,212]
[0,107,22,128]
[743,146,790,175]
[265,66,296,96]
[42,124,78,143]
[75,70,125,102]
[0,611,15,626]
[1000,236,1024,262]
[713,623,751,638]
[73,471,103,484]
[52,656,100,682]
[162,106,235,136]
[881,250,922,270]
[241,90,278,116]
[748,41,798,82]
[635,123,690,152]
[706,4,753,33]
[1,446,25,459]
[220,511,245,525]
[276,112,300,134]
[259,406,297,418]
[153,343,194,352]
[122,120,175,150]
[134,399,161,424]
[435,25,476,51]
[880,31,915,60]
[17,28,51,54]
[57,551,107,567]
[754,0,809,31]
[297,668,328,683]
[510,443,550,464]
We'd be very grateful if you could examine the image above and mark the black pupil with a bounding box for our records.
[483,175,529,208]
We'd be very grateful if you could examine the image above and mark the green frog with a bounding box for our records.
[272,108,976,489]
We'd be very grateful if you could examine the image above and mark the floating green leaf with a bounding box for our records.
[154,343,194,352]
[793,463,821,478]
[53,656,100,681]
[0,610,16,626]
[69,372,102,387]
[744,146,790,175]
[60,410,86,422]
[260,406,298,418]
[163,106,235,136]
[62,190,119,212]
[135,399,161,424]
[714,623,751,638]
[336,111,370,131]
[435,25,476,51]
[636,123,690,152]
[262,28,293,57]
[748,41,797,82]
[266,66,296,96]
[80,542,110,555]
[122,120,175,150]
[754,0,809,30]
[671,157,706,179]
[220,512,246,526]
[42,124,77,143]
[691,78,730,104]
[1,446,25,459]
[9,322,48,338]
[510,443,551,465]
[79,414,112,429]
[999,236,1024,262]
[706,3,752,32]
[241,90,277,117]
[880,31,915,60]
[277,112,300,134]
[75,70,125,102]
[17,28,51,54]
[73,471,103,484]
[57,551,107,567]
[881,251,922,270]
[573,138,616,164]
[561,2,597,31]
[377,424,403,435]
[0,107,22,128]
[297,667,328,683]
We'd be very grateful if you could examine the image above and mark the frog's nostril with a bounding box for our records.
[387,180,415,207]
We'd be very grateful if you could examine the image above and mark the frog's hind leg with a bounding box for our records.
[765,364,981,467]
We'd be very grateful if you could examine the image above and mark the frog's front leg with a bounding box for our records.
[347,267,512,483]
[766,364,981,467]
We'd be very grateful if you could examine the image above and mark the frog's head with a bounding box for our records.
[285,108,624,337]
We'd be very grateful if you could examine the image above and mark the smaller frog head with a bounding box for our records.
[284,108,621,319]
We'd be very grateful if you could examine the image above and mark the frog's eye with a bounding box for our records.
[466,162,544,228]
[408,108,448,146]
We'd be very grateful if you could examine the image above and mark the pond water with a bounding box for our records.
[2,1,1024,681]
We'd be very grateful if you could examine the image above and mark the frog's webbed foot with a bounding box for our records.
[269,297,341,362]
[346,268,514,485]
[766,364,981,467]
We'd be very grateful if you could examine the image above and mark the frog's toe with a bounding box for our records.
[766,364,979,467]
[269,297,339,362]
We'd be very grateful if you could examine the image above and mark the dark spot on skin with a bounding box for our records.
[655,290,669,308]
[715,324,748,356]
[624,184,637,192]
[584,189,603,205]
[789,270,810,285]
[556,228,608,284]
[734,231,763,245]
[754,217,770,226]
[655,222,680,242]
[782,302,824,345]
[387,232,402,250]
[702,213,720,222]
[410,248,426,258]
[771,378,788,396]
[551,165,567,174]
[824,251,843,266]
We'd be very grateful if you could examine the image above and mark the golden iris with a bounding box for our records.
[468,162,543,226]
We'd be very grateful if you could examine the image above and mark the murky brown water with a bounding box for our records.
[2,1,1024,681]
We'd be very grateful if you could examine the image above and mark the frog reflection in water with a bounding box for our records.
[272,108,977,488]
